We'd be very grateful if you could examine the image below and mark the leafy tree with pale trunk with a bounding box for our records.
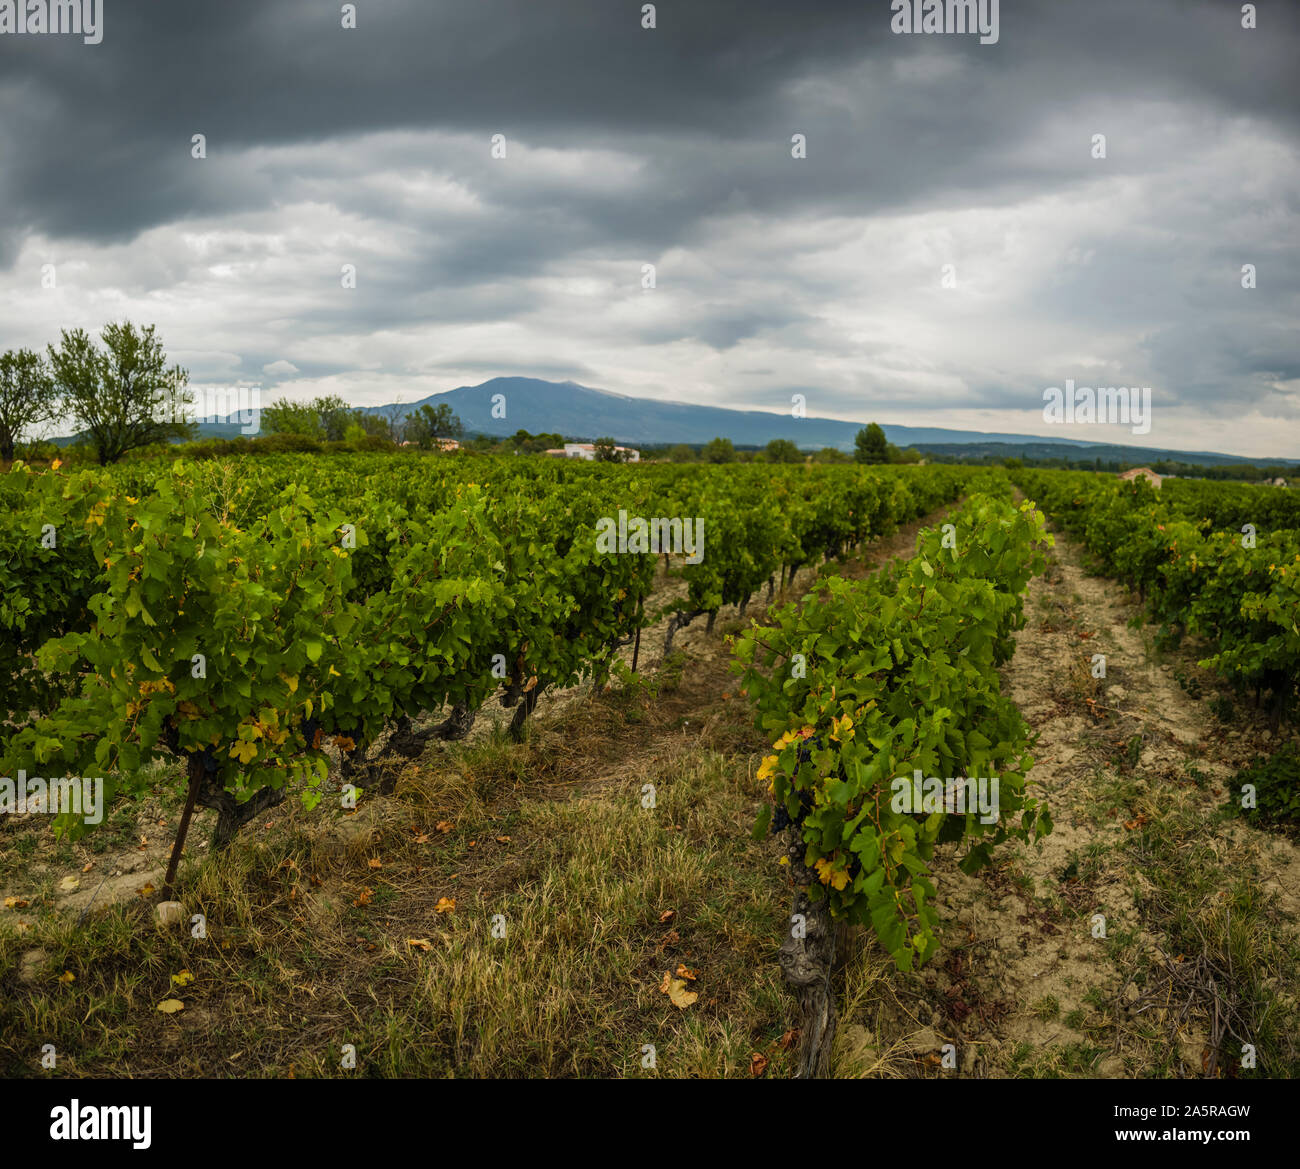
[404,402,464,449]
[48,322,194,465]
[0,348,57,462]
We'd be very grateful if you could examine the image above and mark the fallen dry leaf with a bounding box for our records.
[750,1052,768,1077]
[779,1028,800,1051]
[495,836,511,844]
[353,887,373,907]
[170,970,195,987]
[675,964,698,981]
[407,938,433,951]
[156,999,185,1014]
[367,858,383,869]
[659,970,698,1009]
[412,833,430,844]
[58,971,75,984]
[435,820,454,833]
[138,883,155,898]
[3,896,30,910]
[663,929,681,944]
[81,861,94,873]
[435,897,455,914]
[658,909,675,924]
[58,875,80,893]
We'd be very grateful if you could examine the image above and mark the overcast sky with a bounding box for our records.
[1,0,1296,457]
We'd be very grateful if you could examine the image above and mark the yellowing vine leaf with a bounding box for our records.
[659,970,697,1009]
[229,739,258,764]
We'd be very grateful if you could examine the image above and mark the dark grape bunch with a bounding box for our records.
[769,735,822,835]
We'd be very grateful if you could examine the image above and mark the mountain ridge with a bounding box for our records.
[355,377,1295,466]
[52,376,1295,467]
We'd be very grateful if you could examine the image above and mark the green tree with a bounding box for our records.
[703,436,735,464]
[764,438,802,464]
[854,423,889,465]
[0,348,57,462]
[592,436,623,462]
[313,395,354,442]
[356,412,393,441]
[404,402,464,449]
[261,398,323,438]
[813,446,851,463]
[667,444,696,463]
[48,322,194,465]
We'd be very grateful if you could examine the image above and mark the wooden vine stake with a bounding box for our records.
[161,753,204,901]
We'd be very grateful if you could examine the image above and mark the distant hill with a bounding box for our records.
[49,375,1298,467]
[360,376,1111,450]
[354,377,1294,467]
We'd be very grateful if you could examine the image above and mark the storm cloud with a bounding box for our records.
[1,0,1296,455]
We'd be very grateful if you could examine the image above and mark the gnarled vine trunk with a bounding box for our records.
[779,834,839,1078]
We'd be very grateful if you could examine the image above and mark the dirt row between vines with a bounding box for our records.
[838,518,1300,1078]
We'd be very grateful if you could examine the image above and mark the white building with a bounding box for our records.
[561,442,640,462]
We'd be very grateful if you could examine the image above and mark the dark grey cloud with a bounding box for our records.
[0,0,1297,455]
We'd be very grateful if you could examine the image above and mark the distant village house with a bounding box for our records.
[1118,467,1162,488]
[549,442,640,462]
[399,438,459,450]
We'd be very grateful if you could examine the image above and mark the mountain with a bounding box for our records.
[366,377,1077,448]
[52,376,1296,467]
[361,377,1295,466]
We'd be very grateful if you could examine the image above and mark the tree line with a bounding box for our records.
[2,319,923,468]
[0,322,190,464]
[651,425,921,465]
[0,320,469,465]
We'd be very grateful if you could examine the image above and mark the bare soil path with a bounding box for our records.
[859,517,1300,1078]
